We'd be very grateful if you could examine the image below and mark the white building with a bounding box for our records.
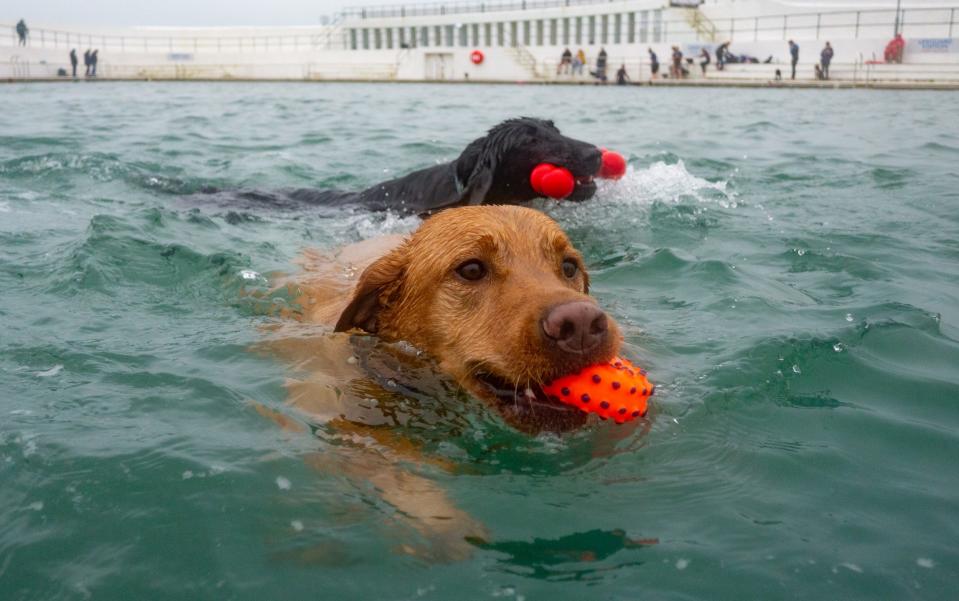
[3,0,958,84]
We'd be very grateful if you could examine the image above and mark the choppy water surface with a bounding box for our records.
[1,82,958,600]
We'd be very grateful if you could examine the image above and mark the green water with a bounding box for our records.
[1,82,958,600]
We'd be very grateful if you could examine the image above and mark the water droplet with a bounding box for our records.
[291,520,304,532]
[846,313,854,322]
[676,558,690,570]
[916,557,935,569]
[792,365,802,375]
[240,269,260,281]
[276,476,291,490]
[833,343,844,352]
[182,470,194,480]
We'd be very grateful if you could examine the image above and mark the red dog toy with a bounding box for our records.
[529,149,626,200]
[543,356,653,424]
[599,150,627,180]
[530,163,575,199]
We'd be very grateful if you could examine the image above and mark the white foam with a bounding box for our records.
[595,162,735,207]
[275,476,291,490]
[35,365,63,378]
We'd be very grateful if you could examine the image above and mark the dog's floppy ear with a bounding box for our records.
[334,246,408,334]
[455,137,497,205]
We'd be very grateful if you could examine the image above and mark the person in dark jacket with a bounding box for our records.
[670,46,683,79]
[83,49,91,76]
[716,41,730,70]
[594,47,608,83]
[699,47,711,75]
[16,19,29,46]
[820,42,833,79]
[648,48,659,79]
[91,50,99,77]
[788,40,799,80]
[69,49,78,78]
[616,64,630,85]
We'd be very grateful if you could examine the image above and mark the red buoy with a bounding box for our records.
[470,50,484,65]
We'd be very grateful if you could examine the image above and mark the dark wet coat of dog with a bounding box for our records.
[200,118,603,216]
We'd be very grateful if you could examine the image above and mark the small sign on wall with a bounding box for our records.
[908,39,956,53]
[167,53,194,62]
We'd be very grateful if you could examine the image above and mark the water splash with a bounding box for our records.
[595,161,735,207]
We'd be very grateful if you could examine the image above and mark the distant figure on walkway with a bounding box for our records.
[573,48,586,75]
[592,47,608,83]
[699,47,711,75]
[616,64,630,85]
[16,19,29,46]
[69,49,78,78]
[820,42,833,79]
[648,48,659,79]
[91,50,99,77]
[788,40,799,80]
[670,46,683,79]
[884,33,905,64]
[558,47,572,74]
[716,41,730,70]
[84,49,92,76]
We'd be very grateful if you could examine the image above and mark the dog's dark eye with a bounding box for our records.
[562,259,579,279]
[455,259,487,281]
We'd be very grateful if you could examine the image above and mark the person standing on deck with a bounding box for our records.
[574,48,587,75]
[788,40,799,80]
[595,47,608,83]
[670,46,683,79]
[69,49,78,78]
[91,50,99,77]
[616,64,630,85]
[820,42,834,80]
[558,47,572,75]
[16,19,29,46]
[716,41,729,70]
[699,47,711,76]
[648,48,659,79]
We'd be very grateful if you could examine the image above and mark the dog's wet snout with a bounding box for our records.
[542,301,608,354]
[583,146,603,173]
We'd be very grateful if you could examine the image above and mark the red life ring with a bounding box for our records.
[470,50,484,65]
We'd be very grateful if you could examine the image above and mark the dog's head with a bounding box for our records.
[335,206,622,433]
[454,118,603,206]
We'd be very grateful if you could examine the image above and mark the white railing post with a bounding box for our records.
[782,15,787,39]
[816,13,820,39]
[855,11,860,38]
[950,8,955,37]
[754,17,758,41]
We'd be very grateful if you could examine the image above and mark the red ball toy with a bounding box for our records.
[599,150,627,180]
[542,356,654,424]
[529,163,575,200]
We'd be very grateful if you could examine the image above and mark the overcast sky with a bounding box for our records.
[5,0,391,27]
[6,0,916,27]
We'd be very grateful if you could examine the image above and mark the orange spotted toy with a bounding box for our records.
[543,357,654,424]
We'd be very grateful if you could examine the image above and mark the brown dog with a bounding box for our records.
[262,205,624,559]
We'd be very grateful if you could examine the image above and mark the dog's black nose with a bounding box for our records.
[542,301,608,354]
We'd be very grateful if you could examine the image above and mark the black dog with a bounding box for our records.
[208,118,602,216]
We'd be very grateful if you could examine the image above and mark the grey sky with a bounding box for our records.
[5,0,391,27]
